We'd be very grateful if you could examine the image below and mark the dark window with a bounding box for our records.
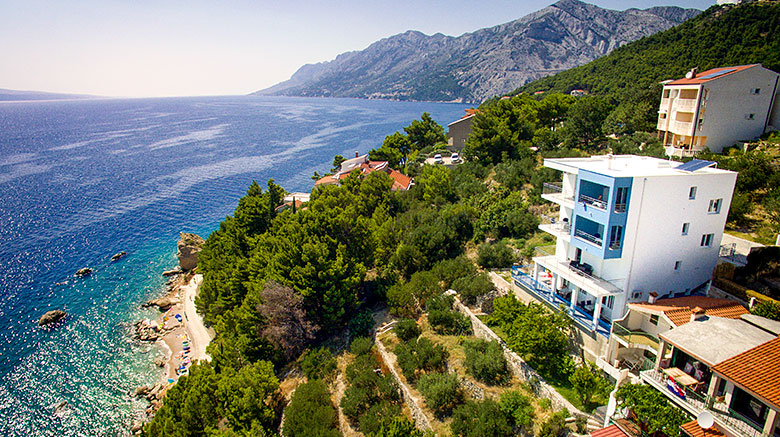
[682,223,690,235]
[615,187,629,213]
[689,186,697,200]
[650,314,659,325]
[609,226,623,250]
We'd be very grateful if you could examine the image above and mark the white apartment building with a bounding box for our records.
[511,155,737,358]
[658,64,780,157]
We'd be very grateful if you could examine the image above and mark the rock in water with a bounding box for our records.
[111,251,127,261]
[142,296,179,311]
[177,232,204,271]
[74,267,92,277]
[39,310,67,326]
[162,267,183,277]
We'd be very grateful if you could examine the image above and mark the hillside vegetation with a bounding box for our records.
[511,2,780,100]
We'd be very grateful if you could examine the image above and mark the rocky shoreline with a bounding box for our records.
[128,232,207,435]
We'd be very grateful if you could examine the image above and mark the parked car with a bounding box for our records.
[433,154,443,164]
[450,152,460,163]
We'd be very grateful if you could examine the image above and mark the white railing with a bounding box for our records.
[675,98,697,112]
[579,193,608,210]
[673,120,693,133]
[543,182,562,194]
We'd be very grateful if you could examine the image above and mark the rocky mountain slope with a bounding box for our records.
[254,0,699,103]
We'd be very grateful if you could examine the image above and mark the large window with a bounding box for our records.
[609,225,623,250]
[615,187,629,213]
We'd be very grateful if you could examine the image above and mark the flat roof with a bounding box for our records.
[660,316,776,366]
[740,313,780,335]
[544,154,736,178]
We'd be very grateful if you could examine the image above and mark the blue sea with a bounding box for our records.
[0,95,469,436]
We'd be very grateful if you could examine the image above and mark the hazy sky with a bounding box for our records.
[0,0,715,97]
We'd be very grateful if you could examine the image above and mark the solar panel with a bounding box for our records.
[698,69,736,80]
[676,159,716,172]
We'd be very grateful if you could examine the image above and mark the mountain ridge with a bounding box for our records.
[254,0,700,103]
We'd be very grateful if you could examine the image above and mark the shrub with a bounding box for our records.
[283,380,340,437]
[463,339,510,385]
[751,300,780,321]
[499,390,534,428]
[350,310,375,338]
[450,399,513,437]
[426,294,472,335]
[394,337,448,382]
[417,372,463,416]
[477,240,516,269]
[357,401,402,435]
[452,272,494,305]
[300,347,337,381]
[538,410,570,437]
[394,319,421,342]
[368,416,425,437]
[351,336,374,356]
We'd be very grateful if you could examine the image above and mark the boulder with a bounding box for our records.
[177,232,204,271]
[143,296,178,311]
[153,356,166,367]
[111,251,127,262]
[39,310,67,326]
[133,320,162,342]
[132,386,151,397]
[162,267,183,277]
[131,420,144,434]
[75,267,92,277]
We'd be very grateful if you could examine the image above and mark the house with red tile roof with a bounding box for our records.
[313,158,412,191]
[600,296,749,381]
[634,313,780,437]
[657,64,780,157]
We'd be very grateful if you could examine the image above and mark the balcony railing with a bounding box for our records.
[672,120,693,133]
[539,216,571,235]
[612,323,660,350]
[674,98,697,112]
[575,229,603,247]
[543,182,562,194]
[614,202,627,213]
[578,193,608,210]
[535,244,556,258]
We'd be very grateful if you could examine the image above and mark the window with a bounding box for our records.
[701,233,714,247]
[703,88,709,100]
[659,113,667,119]
[606,295,615,309]
[751,88,761,95]
[615,187,629,213]
[697,119,704,131]
[674,261,682,271]
[708,198,722,214]
[746,113,755,120]
[663,89,670,98]
[609,225,623,250]
[682,222,690,235]
[650,314,659,325]
[689,186,697,200]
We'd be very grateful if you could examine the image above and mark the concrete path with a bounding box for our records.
[182,274,213,362]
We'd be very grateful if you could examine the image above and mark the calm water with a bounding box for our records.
[0,95,469,435]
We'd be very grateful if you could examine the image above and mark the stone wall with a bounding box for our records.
[453,297,585,416]
[375,338,432,431]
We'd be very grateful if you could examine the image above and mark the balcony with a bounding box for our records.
[538,216,571,240]
[612,323,659,352]
[640,369,764,437]
[657,118,669,131]
[542,182,575,208]
[575,229,603,247]
[674,98,698,112]
[672,120,693,134]
[532,252,622,296]
[578,193,608,211]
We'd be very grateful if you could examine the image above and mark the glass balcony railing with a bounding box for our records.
[575,229,603,247]
[612,323,659,350]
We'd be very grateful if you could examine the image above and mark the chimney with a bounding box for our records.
[355,151,359,158]
[649,291,658,304]
[690,306,706,323]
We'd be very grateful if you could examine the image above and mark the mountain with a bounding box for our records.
[254,0,699,103]
[511,1,780,99]
[0,88,97,102]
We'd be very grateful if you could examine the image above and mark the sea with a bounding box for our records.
[0,95,469,436]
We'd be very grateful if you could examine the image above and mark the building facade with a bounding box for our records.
[657,64,780,157]
[446,109,476,151]
[512,155,737,358]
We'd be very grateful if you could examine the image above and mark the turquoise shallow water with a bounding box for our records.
[0,95,469,435]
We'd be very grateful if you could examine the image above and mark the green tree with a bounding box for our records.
[369,132,409,168]
[332,154,346,172]
[462,339,510,385]
[751,300,780,321]
[499,390,534,429]
[283,380,341,437]
[416,164,456,205]
[404,112,446,151]
[569,361,610,407]
[617,384,688,437]
[450,399,513,437]
[452,272,493,306]
[368,416,425,437]
[300,347,337,381]
[394,319,421,342]
[464,96,536,165]
[561,96,613,149]
[476,241,516,269]
[217,361,280,432]
[417,372,463,417]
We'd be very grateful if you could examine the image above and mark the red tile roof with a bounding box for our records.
[681,420,726,437]
[667,65,758,85]
[629,296,748,327]
[711,337,780,410]
[590,425,628,437]
[313,161,412,190]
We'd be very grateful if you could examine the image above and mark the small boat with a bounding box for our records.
[110,251,127,262]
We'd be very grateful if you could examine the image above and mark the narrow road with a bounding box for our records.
[182,274,213,362]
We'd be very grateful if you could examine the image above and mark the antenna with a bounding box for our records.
[697,411,715,429]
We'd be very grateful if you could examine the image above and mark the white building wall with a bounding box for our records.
[697,67,779,152]
[623,172,736,300]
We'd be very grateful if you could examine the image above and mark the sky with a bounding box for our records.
[0,0,716,97]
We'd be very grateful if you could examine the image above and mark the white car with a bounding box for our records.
[450,152,460,163]
[433,154,443,164]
